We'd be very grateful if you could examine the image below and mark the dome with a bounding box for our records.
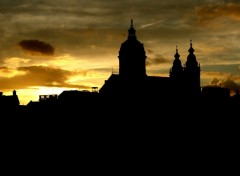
[118,20,147,78]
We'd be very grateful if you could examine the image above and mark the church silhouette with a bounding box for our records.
[97,20,238,117]
[100,20,201,104]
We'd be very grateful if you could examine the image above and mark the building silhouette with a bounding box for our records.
[0,90,19,112]
[99,20,201,103]
[27,94,58,113]
[25,89,100,115]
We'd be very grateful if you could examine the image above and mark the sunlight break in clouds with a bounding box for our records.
[13,87,80,105]
[3,57,31,68]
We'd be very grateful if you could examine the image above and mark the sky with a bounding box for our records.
[0,0,240,105]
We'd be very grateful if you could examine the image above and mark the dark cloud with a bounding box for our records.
[0,66,90,90]
[0,1,201,17]
[18,40,54,56]
[222,78,240,90]
[208,76,240,91]
[0,0,214,61]
[146,55,170,66]
[210,78,221,85]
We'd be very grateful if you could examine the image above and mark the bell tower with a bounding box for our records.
[170,46,183,81]
[183,40,201,96]
[118,19,147,80]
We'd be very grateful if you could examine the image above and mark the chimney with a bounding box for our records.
[0,92,2,97]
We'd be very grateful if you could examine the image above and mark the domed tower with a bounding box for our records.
[118,19,147,80]
[183,40,201,95]
[170,46,183,81]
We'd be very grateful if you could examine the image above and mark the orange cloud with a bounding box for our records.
[201,71,232,78]
[0,66,90,90]
[3,57,31,68]
[0,66,11,73]
[0,66,26,78]
[203,71,240,91]
[196,3,240,24]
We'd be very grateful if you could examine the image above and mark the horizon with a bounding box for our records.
[0,0,240,105]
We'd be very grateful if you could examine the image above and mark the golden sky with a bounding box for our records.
[0,0,240,105]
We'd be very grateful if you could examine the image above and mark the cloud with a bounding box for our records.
[222,78,240,90]
[3,57,31,68]
[0,66,26,78]
[210,77,221,85]
[146,54,170,66]
[0,66,90,90]
[196,2,240,24]
[0,66,10,73]
[18,40,54,56]
[202,71,232,78]
[146,49,154,54]
[206,74,240,91]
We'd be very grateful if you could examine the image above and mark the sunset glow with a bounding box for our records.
[0,0,240,105]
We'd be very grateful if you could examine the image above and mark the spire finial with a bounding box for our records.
[188,39,195,53]
[128,19,136,38]
[174,45,180,59]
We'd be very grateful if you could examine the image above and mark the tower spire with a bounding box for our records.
[170,46,183,80]
[128,19,136,38]
[184,40,201,96]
